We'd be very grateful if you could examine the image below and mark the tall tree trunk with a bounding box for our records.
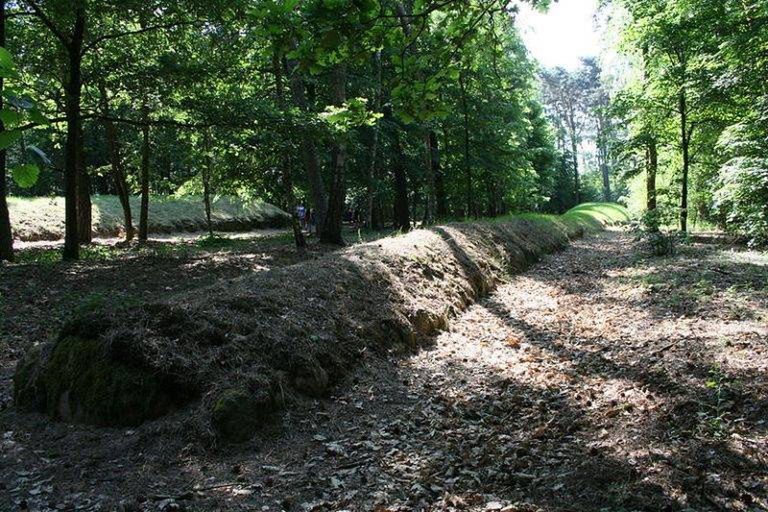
[600,165,610,201]
[600,162,611,202]
[76,119,91,244]
[389,109,410,232]
[679,89,689,232]
[320,65,347,245]
[62,5,86,260]
[274,49,305,249]
[364,51,382,229]
[459,72,474,217]
[98,83,133,241]
[431,130,447,218]
[0,1,13,262]
[646,140,658,211]
[287,47,327,233]
[0,146,11,263]
[202,129,214,237]
[569,121,580,205]
[422,130,436,225]
[598,131,610,202]
[138,104,150,242]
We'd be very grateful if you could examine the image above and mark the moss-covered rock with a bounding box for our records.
[210,387,275,443]
[15,336,191,426]
[14,343,50,412]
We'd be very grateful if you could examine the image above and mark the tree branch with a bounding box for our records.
[82,19,205,54]
[22,0,69,47]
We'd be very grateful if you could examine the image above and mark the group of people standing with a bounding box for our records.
[295,205,316,233]
[295,203,364,234]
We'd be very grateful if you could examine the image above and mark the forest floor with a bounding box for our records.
[1,228,767,512]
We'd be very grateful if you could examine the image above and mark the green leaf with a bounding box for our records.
[28,108,49,125]
[0,47,14,70]
[11,163,39,188]
[0,47,18,79]
[0,108,20,127]
[0,129,21,150]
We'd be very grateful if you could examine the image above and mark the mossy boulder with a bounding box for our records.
[13,343,50,412]
[14,336,191,426]
[211,387,276,443]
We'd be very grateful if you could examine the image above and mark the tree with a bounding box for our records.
[541,67,587,205]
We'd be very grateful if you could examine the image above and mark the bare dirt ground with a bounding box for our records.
[1,229,767,512]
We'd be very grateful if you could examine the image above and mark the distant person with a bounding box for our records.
[303,208,311,231]
[296,205,306,227]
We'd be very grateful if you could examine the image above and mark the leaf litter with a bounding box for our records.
[1,229,767,511]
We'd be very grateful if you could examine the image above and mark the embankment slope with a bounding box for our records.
[14,204,630,444]
[9,195,289,241]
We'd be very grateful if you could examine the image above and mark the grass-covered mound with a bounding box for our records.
[8,195,290,241]
[14,204,629,444]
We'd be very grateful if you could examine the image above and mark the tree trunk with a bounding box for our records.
[422,130,436,225]
[371,196,383,230]
[364,51,382,229]
[0,148,11,262]
[389,109,410,232]
[569,123,580,205]
[287,45,327,234]
[431,130,447,218]
[202,129,214,238]
[646,139,658,211]
[679,89,689,232]
[320,65,347,245]
[99,83,133,241]
[76,121,91,244]
[0,2,13,262]
[598,130,611,202]
[459,72,474,217]
[62,5,86,260]
[138,104,150,242]
[274,49,305,249]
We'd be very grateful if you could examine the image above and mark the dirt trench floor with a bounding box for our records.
[1,229,767,512]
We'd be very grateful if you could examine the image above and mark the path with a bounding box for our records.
[2,230,767,511]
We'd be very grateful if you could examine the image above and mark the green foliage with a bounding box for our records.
[635,208,683,257]
[319,97,381,133]
[2,0,573,247]
[699,365,738,439]
[612,0,768,244]
[11,163,39,188]
[0,128,21,150]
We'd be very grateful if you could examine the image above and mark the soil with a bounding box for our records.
[1,229,767,511]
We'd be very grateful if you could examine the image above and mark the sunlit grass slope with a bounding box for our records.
[8,195,289,241]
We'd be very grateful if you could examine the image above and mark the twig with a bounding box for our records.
[651,340,679,355]
[148,482,240,501]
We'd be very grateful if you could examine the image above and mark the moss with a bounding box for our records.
[292,359,330,398]
[13,343,49,412]
[40,336,188,426]
[211,388,275,443]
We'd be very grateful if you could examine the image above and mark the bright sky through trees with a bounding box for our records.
[517,0,601,70]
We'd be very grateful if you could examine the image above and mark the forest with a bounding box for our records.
[1,0,767,511]
[0,0,763,261]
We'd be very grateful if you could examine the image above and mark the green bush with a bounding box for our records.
[714,156,768,248]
